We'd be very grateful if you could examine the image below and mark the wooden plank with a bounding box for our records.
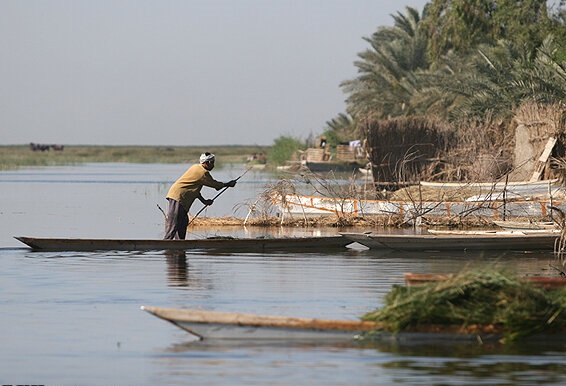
[404,272,566,290]
[530,137,557,182]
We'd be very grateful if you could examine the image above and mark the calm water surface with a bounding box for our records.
[1,163,566,385]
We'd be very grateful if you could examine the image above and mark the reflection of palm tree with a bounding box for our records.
[164,250,189,287]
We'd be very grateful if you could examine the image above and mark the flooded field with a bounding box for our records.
[1,163,566,385]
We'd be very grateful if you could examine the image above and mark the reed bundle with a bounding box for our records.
[363,116,455,184]
[362,269,566,342]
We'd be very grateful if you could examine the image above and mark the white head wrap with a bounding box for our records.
[199,153,215,164]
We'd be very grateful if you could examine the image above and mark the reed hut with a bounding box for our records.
[363,104,566,188]
[511,103,566,182]
[362,116,454,187]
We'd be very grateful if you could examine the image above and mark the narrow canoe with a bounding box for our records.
[140,306,381,341]
[15,235,351,252]
[427,228,561,235]
[404,272,566,290]
[141,306,566,343]
[341,231,560,251]
[420,179,558,190]
[493,220,558,231]
[271,193,566,219]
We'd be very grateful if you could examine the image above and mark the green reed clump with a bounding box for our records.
[362,269,566,341]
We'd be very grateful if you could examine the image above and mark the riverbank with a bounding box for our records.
[189,215,515,229]
[0,144,270,170]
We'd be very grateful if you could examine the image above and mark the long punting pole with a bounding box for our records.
[188,166,252,226]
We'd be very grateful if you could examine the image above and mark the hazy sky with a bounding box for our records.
[1,0,429,146]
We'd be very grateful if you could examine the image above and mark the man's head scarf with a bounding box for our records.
[199,153,215,164]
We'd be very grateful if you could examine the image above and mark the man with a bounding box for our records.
[164,152,237,239]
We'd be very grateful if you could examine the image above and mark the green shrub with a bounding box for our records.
[267,135,305,165]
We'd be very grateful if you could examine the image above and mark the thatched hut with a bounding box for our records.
[363,104,566,187]
[511,103,566,182]
[362,116,454,187]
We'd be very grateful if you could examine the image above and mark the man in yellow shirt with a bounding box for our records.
[164,152,237,239]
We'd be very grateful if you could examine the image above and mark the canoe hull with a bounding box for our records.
[15,235,351,252]
[141,306,379,341]
[170,321,364,341]
[493,220,557,231]
[271,193,566,219]
[341,232,559,251]
[141,306,566,343]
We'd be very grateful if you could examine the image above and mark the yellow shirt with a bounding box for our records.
[166,163,225,211]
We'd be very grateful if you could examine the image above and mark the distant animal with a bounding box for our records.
[30,142,50,151]
[29,143,64,151]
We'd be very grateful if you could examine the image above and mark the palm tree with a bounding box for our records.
[325,113,357,143]
[442,36,566,121]
[341,6,430,120]
[514,36,566,104]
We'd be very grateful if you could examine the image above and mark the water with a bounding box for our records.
[1,163,566,385]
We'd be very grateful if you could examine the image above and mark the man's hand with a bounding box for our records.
[225,179,237,188]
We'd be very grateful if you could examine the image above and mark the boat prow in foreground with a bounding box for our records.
[14,235,351,252]
[140,306,380,341]
[141,306,566,343]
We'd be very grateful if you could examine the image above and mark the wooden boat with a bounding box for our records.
[15,235,351,252]
[420,179,562,202]
[140,306,381,341]
[427,228,560,235]
[420,179,558,191]
[404,272,566,290]
[340,231,559,251]
[271,193,566,220]
[493,220,558,231]
[141,306,566,343]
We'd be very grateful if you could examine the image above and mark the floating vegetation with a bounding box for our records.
[362,269,566,342]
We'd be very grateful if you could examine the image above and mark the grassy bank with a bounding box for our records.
[0,145,270,170]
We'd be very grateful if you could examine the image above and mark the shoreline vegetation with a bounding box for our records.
[1,144,557,229]
[0,144,270,170]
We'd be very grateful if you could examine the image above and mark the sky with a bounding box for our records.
[0,0,430,146]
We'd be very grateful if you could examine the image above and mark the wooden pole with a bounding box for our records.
[188,166,252,226]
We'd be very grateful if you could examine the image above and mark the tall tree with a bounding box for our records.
[341,6,430,120]
[423,0,559,62]
[422,0,496,62]
[491,0,553,57]
[437,36,566,121]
